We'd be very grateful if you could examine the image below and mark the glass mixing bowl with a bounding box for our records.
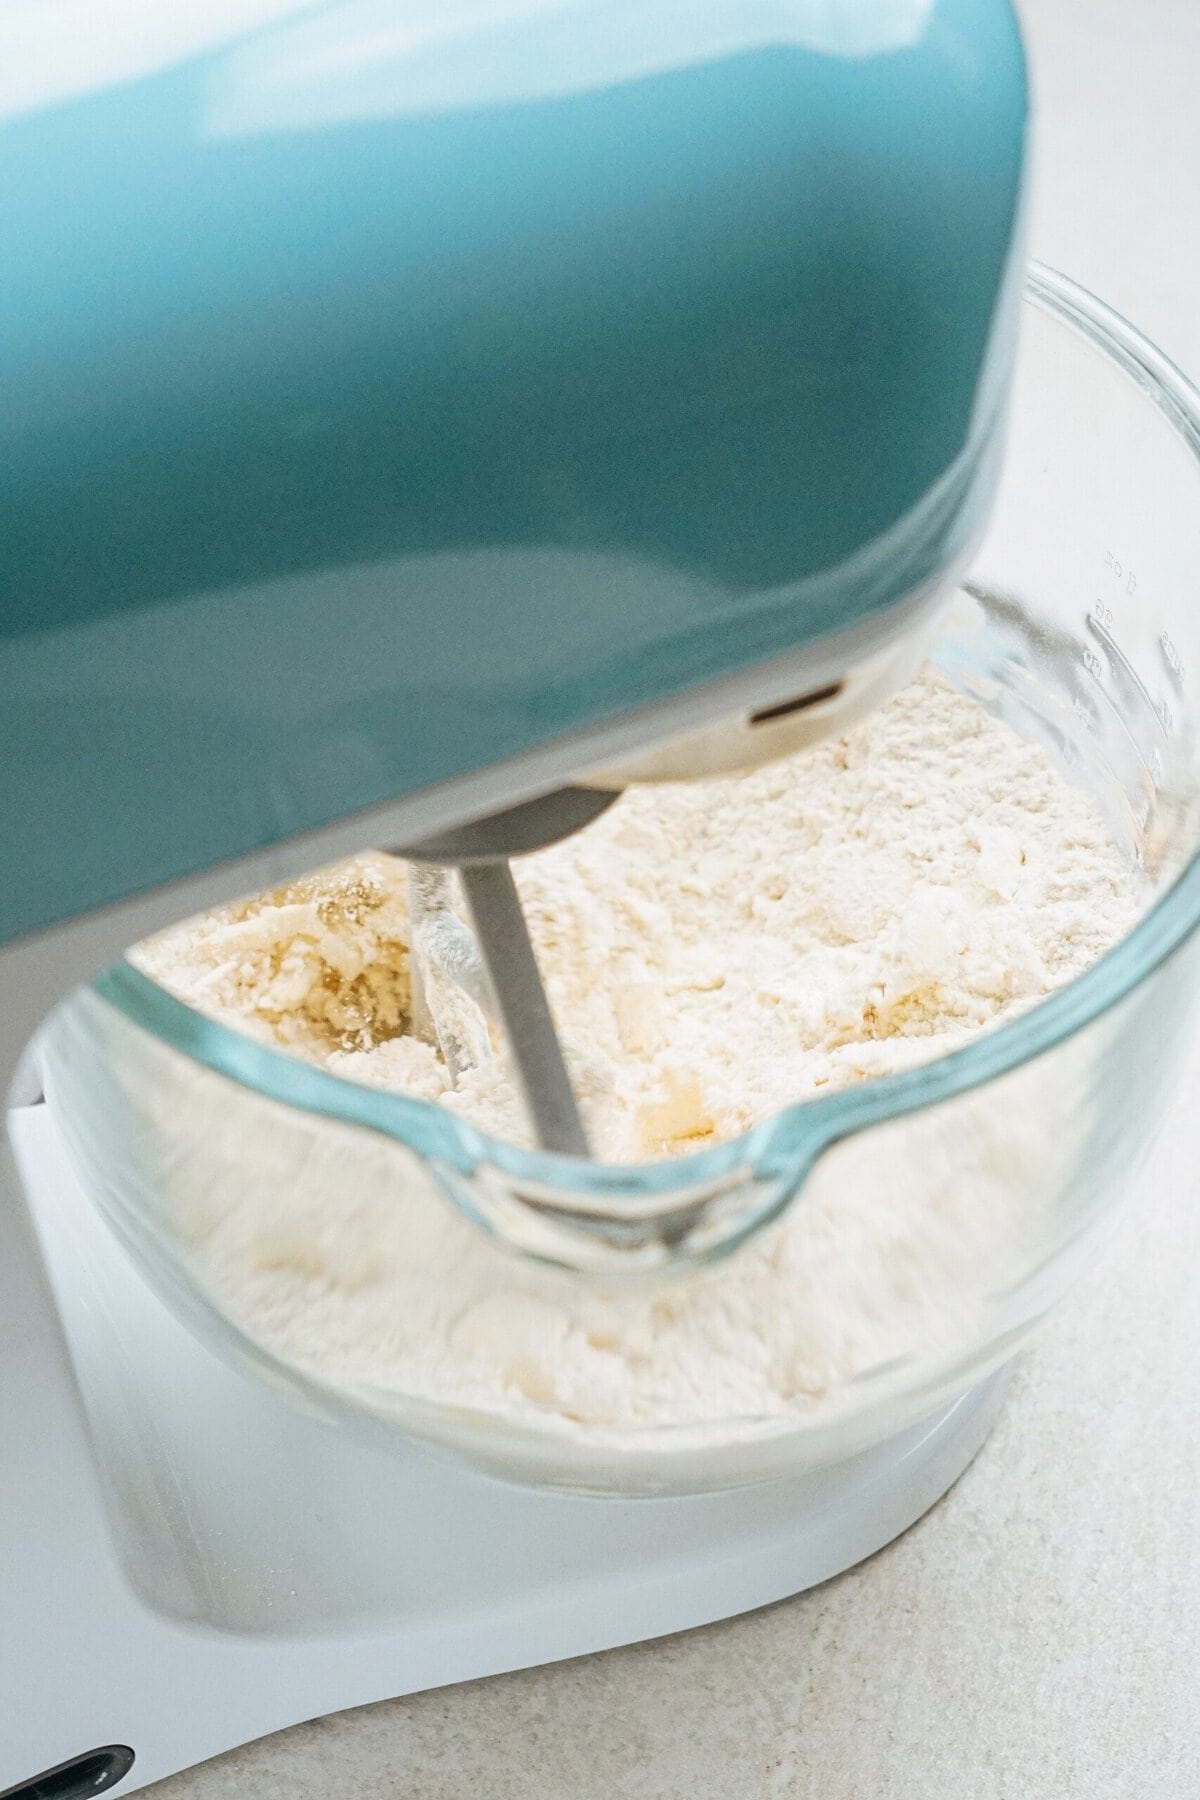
[38,265,1200,1497]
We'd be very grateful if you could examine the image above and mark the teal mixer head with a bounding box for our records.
[1,0,1026,948]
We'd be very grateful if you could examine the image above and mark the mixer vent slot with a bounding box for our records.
[749,683,843,726]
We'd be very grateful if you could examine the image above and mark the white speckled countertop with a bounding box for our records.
[145,4,1200,1794]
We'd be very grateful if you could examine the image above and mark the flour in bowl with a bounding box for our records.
[127,666,1142,1434]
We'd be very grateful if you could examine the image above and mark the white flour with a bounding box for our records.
[130,667,1141,1435]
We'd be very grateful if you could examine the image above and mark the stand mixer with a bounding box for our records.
[0,0,1068,1789]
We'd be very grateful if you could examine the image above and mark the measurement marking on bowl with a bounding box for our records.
[1102,549,1137,594]
[1159,631,1187,687]
[1086,613,1171,740]
[1088,677,1161,793]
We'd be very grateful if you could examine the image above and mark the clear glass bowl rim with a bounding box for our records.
[94,261,1200,1213]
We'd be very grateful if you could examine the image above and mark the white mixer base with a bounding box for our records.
[1,1105,1005,1797]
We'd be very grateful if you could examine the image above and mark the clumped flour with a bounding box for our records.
[133,668,1140,1435]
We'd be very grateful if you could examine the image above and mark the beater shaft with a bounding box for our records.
[458,861,590,1158]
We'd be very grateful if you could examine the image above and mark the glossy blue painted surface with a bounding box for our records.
[1,0,1026,943]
